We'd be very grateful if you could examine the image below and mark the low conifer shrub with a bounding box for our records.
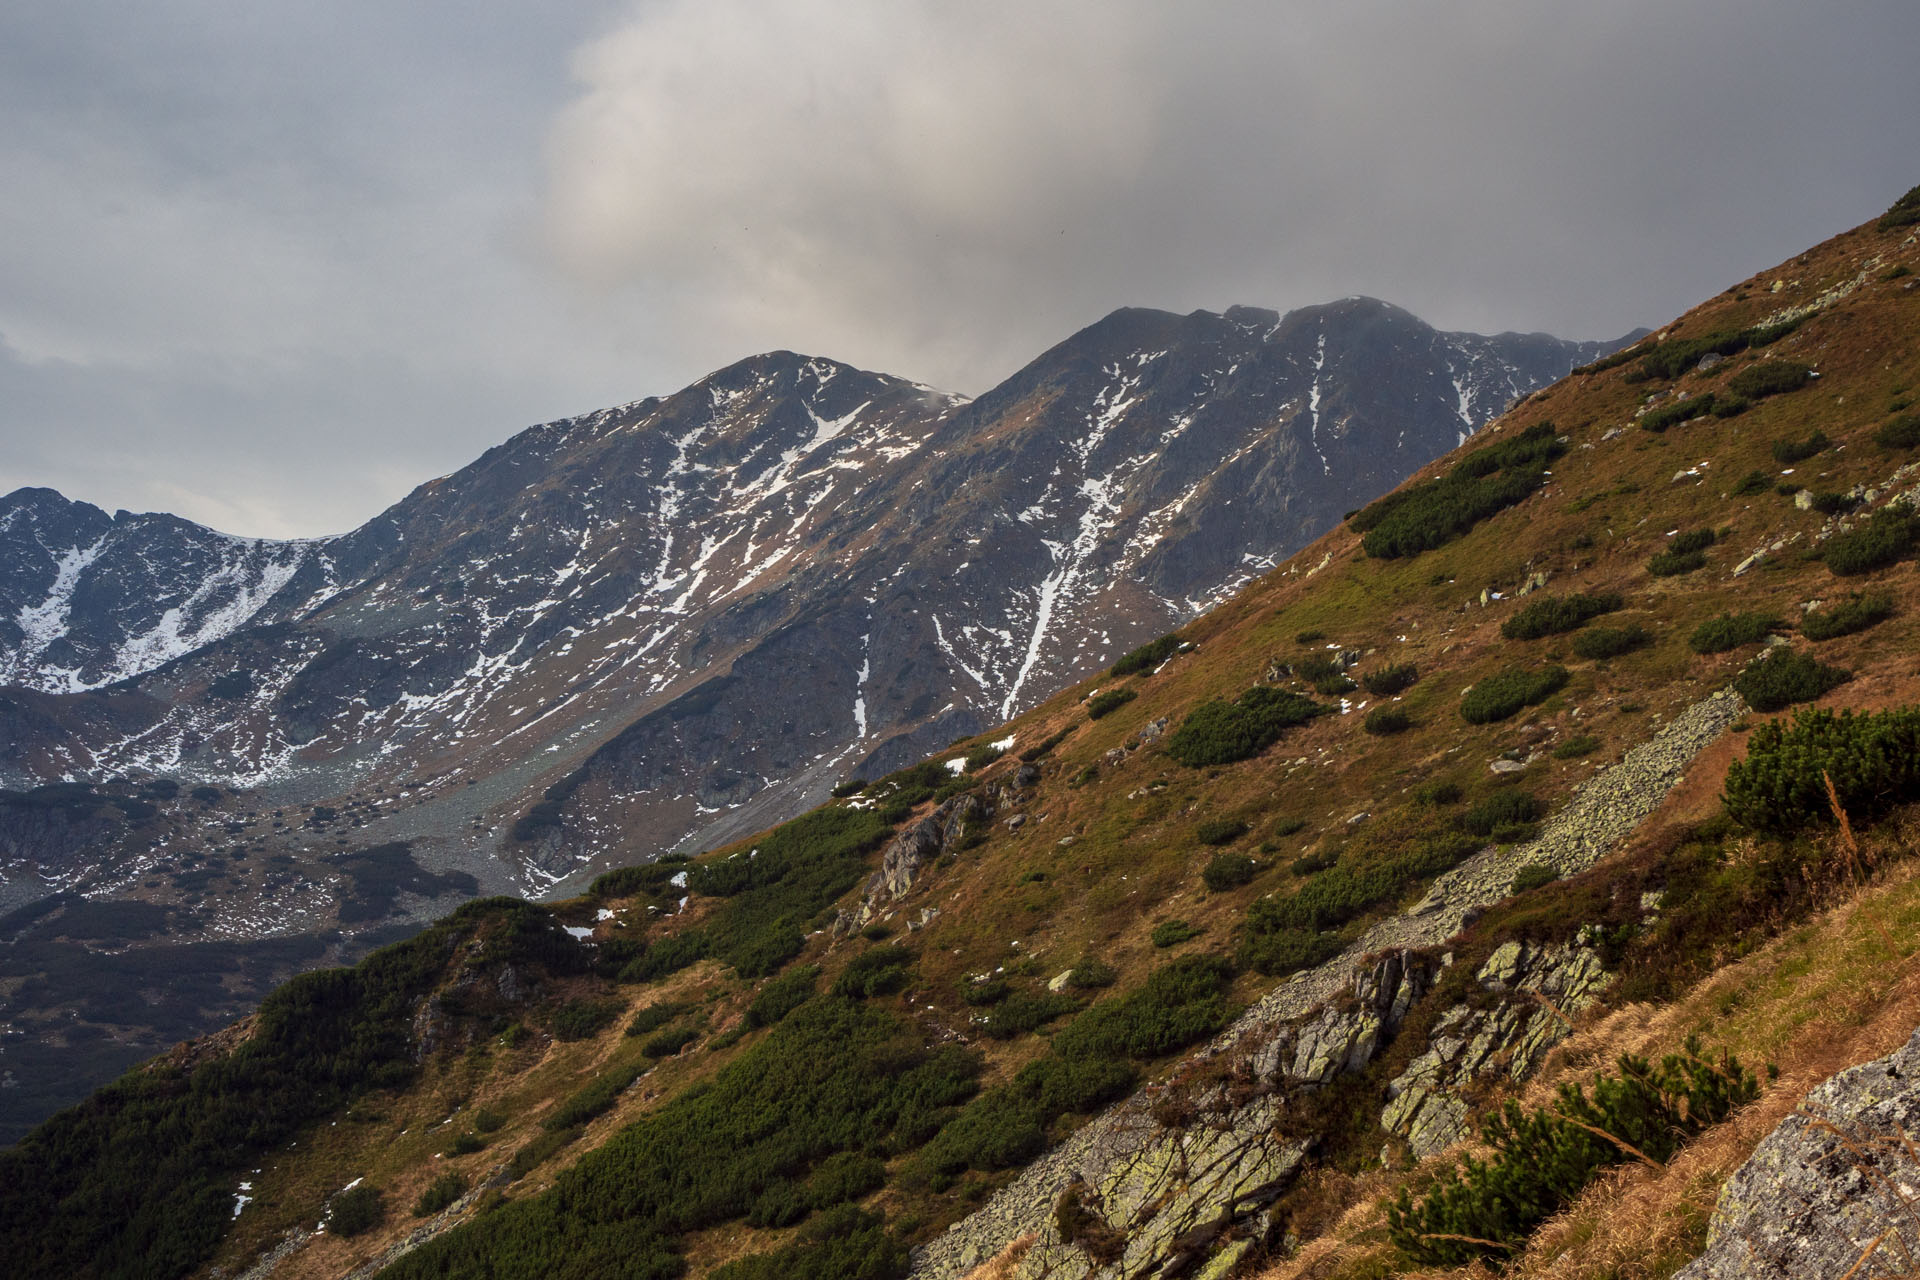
[1085,688,1137,720]
[1362,662,1418,696]
[1195,818,1249,845]
[1501,592,1623,640]
[1572,623,1651,660]
[1723,706,1920,833]
[1201,852,1260,891]
[1150,919,1204,948]
[1800,591,1895,641]
[329,1185,385,1237]
[1689,611,1778,654]
[1824,506,1919,576]
[1770,429,1829,464]
[1876,414,1920,448]
[1460,666,1569,724]
[1730,360,1813,399]
[1109,633,1182,677]
[1388,1040,1758,1267]
[1165,687,1328,767]
[1349,423,1565,558]
[1363,706,1413,735]
[413,1172,467,1218]
[1733,648,1850,714]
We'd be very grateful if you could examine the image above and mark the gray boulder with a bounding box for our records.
[1679,1027,1920,1279]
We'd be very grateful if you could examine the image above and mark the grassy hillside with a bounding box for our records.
[7,188,1920,1280]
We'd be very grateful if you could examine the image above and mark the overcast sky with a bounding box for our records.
[2,1,1916,538]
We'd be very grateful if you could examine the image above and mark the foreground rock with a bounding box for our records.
[1678,1027,1920,1280]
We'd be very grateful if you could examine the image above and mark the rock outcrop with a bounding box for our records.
[1678,1027,1920,1280]
[912,687,1744,1280]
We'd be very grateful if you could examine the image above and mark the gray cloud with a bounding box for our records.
[1,1,1916,536]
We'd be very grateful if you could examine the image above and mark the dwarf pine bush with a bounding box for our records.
[1460,666,1569,724]
[1723,706,1920,833]
[1501,592,1623,640]
[1388,1040,1758,1267]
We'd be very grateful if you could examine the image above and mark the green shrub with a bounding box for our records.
[446,1131,485,1156]
[1388,1041,1758,1267]
[1109,633,1182,677]
[1362,663,1419,696]
[1502,592,1624,640]
[1295,629,1326,644]
[1553,734,1601,760]
[1414,781,1463,806]
[1350,423,1565,558]
[1711,393,1752,418]
[962,744,1004,771]
[1251,830,1480,933]
[1723,706,1920,833]
[1066,958,1117,989]
[1875,414,1920,448]
[802,1153,887,1210]
[1363,707,1413,735]
[920,959,1234,1179]
[1730,360,1813,400]
[1689,611,1778,654]
[830,946,914,999]
[1271,816,1310,836]
[1019,729,1071,763]
[745,967,818,1028]
[1771,429,1830,464]
[1573,623,1651,660]
[1460,666,1569,724]
[1732,469,1772,496]
[1195,819,1250,845]
[1510,863,1559,894]
[1877,182,1920,230]
[958,976,1009,1006]
[1461,790,1543,839]
[1289,849,1337,875]
[506,1128,577,1181]
[413,1172,467,1218]
[626,1002,692,1039]
[1164,687,1328,767]
[1149,919,1203,948]
[641,1026,700,1059]
[1810,490,1862,516]
[544,1061,648,1129]
[1800,591,1895,641]
[551,997,624,1042]
[1238,925,1342,977]
[1647,548,1707,577]
[1202,852,1261,891]
[470,1108,506,1134]
[981,991,1080,1039]
[830,778,866,798]
[1053,957,1237,1061]
[1639,395,1716,432]
[1085,688,1138,720]
[1824,506,1919,576]
[1734,648,1850,713]
[329,1185,385,1237]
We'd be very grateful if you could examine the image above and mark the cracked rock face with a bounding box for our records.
[1381,936,1611,1157]
[1678,1027,1920,1280]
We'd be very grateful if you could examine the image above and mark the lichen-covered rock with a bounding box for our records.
[831,792,994,935]
[1677,1028,1920,1280]
[1381,937,1610,1157]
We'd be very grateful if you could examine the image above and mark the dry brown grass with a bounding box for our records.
[1253,844,1920,1280]
[960,1234,1038,1280]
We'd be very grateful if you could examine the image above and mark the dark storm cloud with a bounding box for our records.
[2,1,1917,536]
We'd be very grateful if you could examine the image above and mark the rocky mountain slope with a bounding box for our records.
[13,192,1920,1280]
[0,301,1619,1141]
